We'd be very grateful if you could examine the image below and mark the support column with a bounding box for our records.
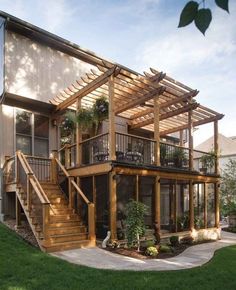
[189,180,194,231]
[154,96,160,166]
[76,99,82,166]
[215,182,220,228]
[154,176,161,229]
[188,108,194,170]
[16,195,22,228]
[51,150,58,183]
[108,75,116,161]
[214,120,219,175]
[109,172,117,240]
[179,130,184,146]
[136,175,139,201]
[204,182,207,228]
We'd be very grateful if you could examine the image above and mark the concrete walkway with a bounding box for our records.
[51,231,236,271]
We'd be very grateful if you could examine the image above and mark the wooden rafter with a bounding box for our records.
[130,103,199,129]
[55,66,119,111]
[115,86,165,115]
[160,114,224,136]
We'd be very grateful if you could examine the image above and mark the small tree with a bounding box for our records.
[125,200,147,251]
[220,159,236,216]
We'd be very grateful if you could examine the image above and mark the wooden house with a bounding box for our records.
[0,11,224,252]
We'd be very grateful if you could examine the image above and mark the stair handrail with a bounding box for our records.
[54,157,95,241]
[16,151,51,239]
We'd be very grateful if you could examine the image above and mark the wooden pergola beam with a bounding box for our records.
[130,90,199,120]
[130,103,199,129]
[55,66,119,112]
[160,114,224,136]
[115,86,165,115]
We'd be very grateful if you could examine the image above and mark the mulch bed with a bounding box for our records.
[104,240,216,260]
[105,244,188,259]
[3,218,39,248]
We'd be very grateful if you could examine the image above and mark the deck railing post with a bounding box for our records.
[64,144,70,169]
[51,150,58,183]
[88,203,96,241]
[43,203,50,240]
[27,173,33,211]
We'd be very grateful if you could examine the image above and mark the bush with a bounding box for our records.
[170,236,179,247]
[145,246,158,257]
[159,244,172,253]
[181,236,194,245]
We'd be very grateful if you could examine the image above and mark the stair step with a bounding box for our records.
[48,225,87,235]
[50,208,74,215]
[42,239,95,252]
[49,232,88,243]
[49,220,83,227]
[50,214,81,223]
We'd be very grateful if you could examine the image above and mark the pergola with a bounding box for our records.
[50,60,224,138]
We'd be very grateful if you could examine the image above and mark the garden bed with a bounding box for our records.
[104,239,216,260]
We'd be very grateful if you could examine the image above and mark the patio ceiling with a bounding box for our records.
[50,60,224,136]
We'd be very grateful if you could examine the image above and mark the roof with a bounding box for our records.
[195,134,236,156]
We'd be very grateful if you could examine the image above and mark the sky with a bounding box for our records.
[0,0,235,145]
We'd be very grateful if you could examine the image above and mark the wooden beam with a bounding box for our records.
[131,103,199,129]
[154,176,161,229]
[204,182,207,228]
[108,74,116,160]
[115,86,165,115]
[188,107,194,170]
[130,90,199,120]
[109,172,117,240]
[160,114,224,136]
[214,120,219,175]
[189,180,194,231]
[215,182,220,228]
[55,66,118,111]
[154,96,160,166]
[76,99,82,166]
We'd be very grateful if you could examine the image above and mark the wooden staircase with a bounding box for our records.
[7,151,96,252]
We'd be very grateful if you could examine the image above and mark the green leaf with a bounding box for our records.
[215,0,229,13]
[194,8,212,35]
[178,1,199,27]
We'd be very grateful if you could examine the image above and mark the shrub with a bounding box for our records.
[145,246,158,257]
[159,244,172,253]
[170,236,179,247]
[125,200,148,251]
[181,236,194,245]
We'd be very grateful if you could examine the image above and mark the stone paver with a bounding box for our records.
[51,231,236,271]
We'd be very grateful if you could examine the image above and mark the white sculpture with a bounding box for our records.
[102,231,111,248]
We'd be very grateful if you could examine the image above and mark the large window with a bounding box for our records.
[207,183,216,228]
[16,109,49,157]
[0,17,5,98]
[193,183,205,229]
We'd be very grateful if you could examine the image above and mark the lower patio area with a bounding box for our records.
[51,230,236,271]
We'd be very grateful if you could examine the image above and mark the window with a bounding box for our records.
[15,109,49,157]
[207,183,216,228]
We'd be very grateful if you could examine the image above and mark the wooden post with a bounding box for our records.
[68,176,74,209]
[92,176,96,224]
[43,204,50,240]
[136,175,139,201]
[76,99,82,166]
[189,180,194,231]
[154,96,160,166]
[214,120,219,175]
[51,150,58,183]
[204,182,207,229]
[108,74,116,161]
[215,182,220,228]
[188,108,194,170]
[27,173,33,211]
[64,144,70,169]
[88,203,96,241]
[15,195,22,228]
[109,172,117,240]
[179,130,184,146]
[154,176,161,230]
[174,180,177,232]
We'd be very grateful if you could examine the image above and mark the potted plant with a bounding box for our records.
[199,151,216,173]
[173,147,187,168]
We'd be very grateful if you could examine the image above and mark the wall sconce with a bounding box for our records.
[52,119,57,126]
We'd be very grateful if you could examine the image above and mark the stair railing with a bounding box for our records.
[16,151,51,240]
[54,156,95,241]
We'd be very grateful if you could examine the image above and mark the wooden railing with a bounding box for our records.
[16,151,50,240]
[160,142,190,169]
[54,157,95,240]
[26,156,51,182]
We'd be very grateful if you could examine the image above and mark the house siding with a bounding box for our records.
[4,30,94,103]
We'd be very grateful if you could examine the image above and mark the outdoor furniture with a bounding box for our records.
[93,151,109,162]
[125,151,143,163]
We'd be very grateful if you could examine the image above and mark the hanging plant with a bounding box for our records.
[76,107,94,131]
[60,111,77,145]
[93,96,109,121]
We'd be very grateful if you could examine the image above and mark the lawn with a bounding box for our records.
[1,223,236,290]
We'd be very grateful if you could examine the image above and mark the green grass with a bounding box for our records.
[1,223,236,290]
